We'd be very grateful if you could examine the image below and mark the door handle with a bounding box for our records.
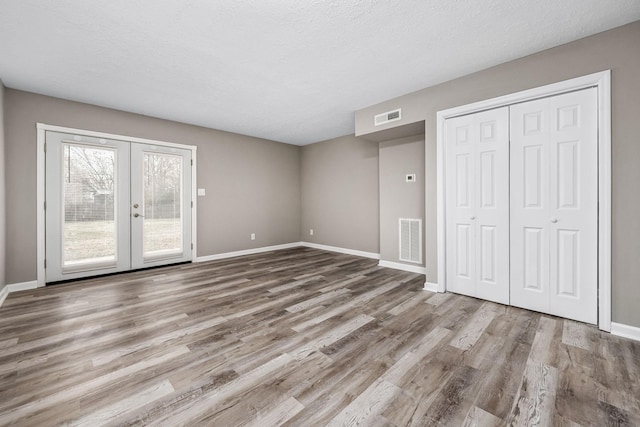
[550,218,558,223]
[133,203,139,208]
[470,216,476,220]
[133,213,144,218]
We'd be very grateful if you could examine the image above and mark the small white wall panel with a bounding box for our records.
[524,145,543,208]
[456,155,471,207]
[480,151,495,208]
[523,227,543,291]
[557,229,578,297]
[557,141,578,209]
[480,225,496,283]
[456,224,471,278]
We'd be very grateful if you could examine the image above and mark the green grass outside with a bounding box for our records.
[63,218,181,262]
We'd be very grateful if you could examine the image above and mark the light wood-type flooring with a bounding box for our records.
[1,248,639,426]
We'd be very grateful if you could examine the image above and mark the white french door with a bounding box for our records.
[510,88,598,324]
[45,131,192,282]
[130,143,192,269]
[445,107,510,305]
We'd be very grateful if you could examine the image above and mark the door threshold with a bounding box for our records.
[46,261,192,286]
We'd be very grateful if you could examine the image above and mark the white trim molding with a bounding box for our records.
[0,286,8,307]
[0,281,39,307]
[183,242,383,264]
[36,123,197,151]
[37,125,46,287]
[36,123,198,287]
[300,242,380,260]
[196,243,303,263]
[191,149,198,262]
[423,282,439,292]
[435,70,612,331]
[378,260,426,275]
[611,322,640,342]
[8,281,39,292]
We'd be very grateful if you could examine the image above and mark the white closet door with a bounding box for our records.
[445,107,509,304]
[510,88,598,324]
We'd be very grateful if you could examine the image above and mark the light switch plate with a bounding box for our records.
[197,188,206,196]
[406,174,416,183]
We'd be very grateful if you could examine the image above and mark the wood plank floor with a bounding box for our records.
[0,247,639,426]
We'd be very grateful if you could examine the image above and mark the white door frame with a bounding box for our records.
[432,70,611,331]
[36,123,198,287]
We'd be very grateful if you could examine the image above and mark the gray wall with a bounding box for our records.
[379,135,425,266]
[0,80,6,294]
[4,90,301,284]
[300,135,379,254]
[355,21,640,327]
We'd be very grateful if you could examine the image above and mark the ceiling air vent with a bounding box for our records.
[374,108,402,126]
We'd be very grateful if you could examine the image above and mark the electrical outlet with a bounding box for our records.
[309,229,314,236]
[250,233,256,240]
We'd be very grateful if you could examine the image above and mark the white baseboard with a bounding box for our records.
[196,242,303,263]
[8,281,39,292]
[378,260,426,275]
[301,242,380,260]
[197,241,380,264]
[0,285,9,307]
[423,281,440,292]
[0,281,39,307]
[611,322,640,342]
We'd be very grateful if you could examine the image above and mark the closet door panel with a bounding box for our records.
[510,88,598,324]
[474,108,509,304]
[445,107,509,304]
[510,97,551,313]
[446,115,476,297]
[548,88,598,323]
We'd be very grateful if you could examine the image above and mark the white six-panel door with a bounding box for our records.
[444,88,598,324]
[445,107,510,305]
[510,88,598,324]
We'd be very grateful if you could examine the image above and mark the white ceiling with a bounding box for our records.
[1,1,639,145]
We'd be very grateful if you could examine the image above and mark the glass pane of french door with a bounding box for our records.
[143,152,183,257]
[63,144,117,267]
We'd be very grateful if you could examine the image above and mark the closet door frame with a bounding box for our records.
[36,123,198,287]
[433,70,611,332]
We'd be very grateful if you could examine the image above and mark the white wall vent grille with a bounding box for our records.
[399,218,422,264]
[374,108,402,126]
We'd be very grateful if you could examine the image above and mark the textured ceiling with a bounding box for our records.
[1,1,639,145]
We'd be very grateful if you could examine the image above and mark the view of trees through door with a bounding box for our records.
[142,151,183,257]
[63,144,117,265]
[46,130,193,282]
[62,146,185,263]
